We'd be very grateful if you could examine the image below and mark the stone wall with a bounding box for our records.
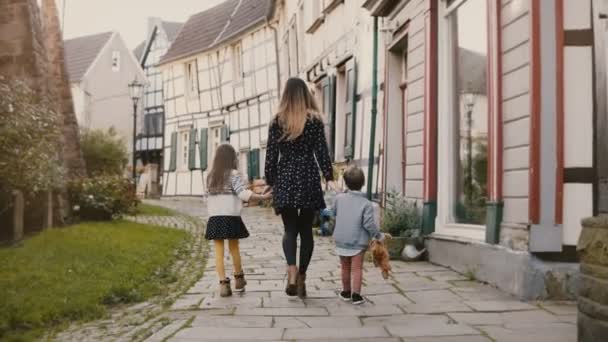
[0,0,85,233]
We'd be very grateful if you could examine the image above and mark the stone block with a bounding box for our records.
[380,315,480,337]
[405,290,462,303]
[172,327,284,340]
[283,327,389,340]
[234,307,328,316]
[273,316,362,328]
[480,322,576,342]
[401,301,473,314]
[190,315,272,328]
[464,300,538,312]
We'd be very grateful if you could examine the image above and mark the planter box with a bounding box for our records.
[386,236,406,260]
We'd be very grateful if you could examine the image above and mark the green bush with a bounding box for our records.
[0,78,63,195]
[381,191,421,237]
[69,176,139,220]
[80,128,128,177]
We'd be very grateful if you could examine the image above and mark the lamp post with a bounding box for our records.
[128,79,144,182]
[463,92,476,209]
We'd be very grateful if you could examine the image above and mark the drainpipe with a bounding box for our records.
[268,19,282,97]
[367,16,379,200]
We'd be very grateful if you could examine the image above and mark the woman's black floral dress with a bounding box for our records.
[264,116,334,210]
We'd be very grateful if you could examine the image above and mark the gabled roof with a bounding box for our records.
[64,31,113,82]
[159,0,274,66]
[134,20,184,61]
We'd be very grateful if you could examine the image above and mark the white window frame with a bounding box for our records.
[232,42,243,82]
[184,60,199,100]
[436,0,489,241]
[111,51,120,72]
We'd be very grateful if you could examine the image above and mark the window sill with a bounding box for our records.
[306,15,325,34]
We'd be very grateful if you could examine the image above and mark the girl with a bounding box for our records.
[206,144,272,297]
[264,77,336,297]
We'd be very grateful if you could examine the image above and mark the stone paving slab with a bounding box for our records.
[131,200,577,342]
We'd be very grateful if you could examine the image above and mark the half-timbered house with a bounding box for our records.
[157,0,278,196]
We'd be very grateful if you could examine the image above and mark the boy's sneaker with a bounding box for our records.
[339,290,352,301]
[351,293,364,305]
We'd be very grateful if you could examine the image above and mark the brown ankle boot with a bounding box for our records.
[285,266,298,296]
[234,272,247,292]
[219,278,232,297]
[296,273,307,298]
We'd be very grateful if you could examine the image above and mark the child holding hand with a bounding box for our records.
[331,167,383,305]
[205,144,272,297]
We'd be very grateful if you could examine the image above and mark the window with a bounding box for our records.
[111,51,120,72]
[185,60,198,99]
[288,24,298,75]
[297,3,306,69]
[233,43,243,81]
[447,0,488,225]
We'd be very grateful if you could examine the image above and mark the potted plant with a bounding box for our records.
[381,191,423,260]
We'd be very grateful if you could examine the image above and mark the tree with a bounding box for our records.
[0,78,64,198]
[80,128,128,177]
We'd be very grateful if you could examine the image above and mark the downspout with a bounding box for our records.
[268,19,282,98]
[367,16,379,200]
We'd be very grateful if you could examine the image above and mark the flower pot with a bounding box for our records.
[401,236,426,262]
[385,236,407,260]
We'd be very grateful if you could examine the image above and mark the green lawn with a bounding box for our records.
[0,221,189,341]
[136,203,176,216]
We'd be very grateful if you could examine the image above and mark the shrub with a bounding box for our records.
[0,78,64,195]
[80,128,128,177]
[381,191,421,237]
[69,176,139,220]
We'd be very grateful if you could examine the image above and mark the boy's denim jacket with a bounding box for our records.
[331,191,382,250]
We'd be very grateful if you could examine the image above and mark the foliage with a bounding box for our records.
[0,221,189,341]
[136,203,175,216]
[381,191,421,237]
[456,140,488,224]
[80,128,128,177]
[0,78,64,195]
[69,176,139,220]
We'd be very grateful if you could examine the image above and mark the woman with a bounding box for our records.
[264,77,335,298]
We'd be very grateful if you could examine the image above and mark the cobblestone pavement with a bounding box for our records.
[141,198,577,342]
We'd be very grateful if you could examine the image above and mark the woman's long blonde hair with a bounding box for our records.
[276,77,322,141]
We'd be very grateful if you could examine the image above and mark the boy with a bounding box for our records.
[331,167,383,305]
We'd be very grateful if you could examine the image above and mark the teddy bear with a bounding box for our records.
[369,233,392,279]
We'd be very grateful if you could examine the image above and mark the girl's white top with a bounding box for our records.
[206,170,253,217]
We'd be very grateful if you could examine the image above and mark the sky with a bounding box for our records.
[59,0,224,48]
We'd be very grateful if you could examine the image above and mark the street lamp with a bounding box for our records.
[128,79,144,181]
[462,92,476,209]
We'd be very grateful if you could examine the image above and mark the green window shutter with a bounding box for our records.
[251,149,260,180]
[188,128,197,170]
[220,125,229,143]
[329,75,337,161]
[169,132,177,172]
[199,128,208,171]
[344,59,357,159]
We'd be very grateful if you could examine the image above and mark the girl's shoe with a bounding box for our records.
[339,290,352,301]
[234,272,247,292]
[296,273,307,298]
[285,266,298,296]
[219,278,232,297]
[351,293,364,305]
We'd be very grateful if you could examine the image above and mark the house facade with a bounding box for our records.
[275,0,385,197]
[64,31,146,164]
[360,0,607,299]
[133,18,183,197]
[158,0,278,196]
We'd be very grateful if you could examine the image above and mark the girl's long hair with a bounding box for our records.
[207,144,238,193]
[276,77,322,141]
